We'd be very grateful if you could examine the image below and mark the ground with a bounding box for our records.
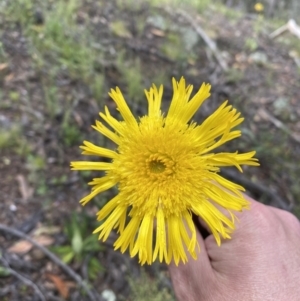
[0,0,300,300]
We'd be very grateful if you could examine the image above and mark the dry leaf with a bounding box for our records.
[151,28,165,37]
[0,63,8,71]
[46,274,69,299]
[4,73,14,83]
[16,174,34,202]
[73,111,83,127]
[8,235,54,254]
[8,240,32,254]
[251,97,273,104]
[35,235,54,246]
[34,225,61,236]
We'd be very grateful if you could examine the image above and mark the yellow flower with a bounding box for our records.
[254,2,264,12]
[71,77,259,265]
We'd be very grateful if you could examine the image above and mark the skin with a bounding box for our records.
[169,196,300,301]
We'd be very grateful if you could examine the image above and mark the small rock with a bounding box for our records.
[9,204,17,211]
[101,289,116,301]
[249,51,268,66]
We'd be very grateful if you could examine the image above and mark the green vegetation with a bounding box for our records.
[129,270,175,301]
[0,125,22,150]
[52,213,104,280]
[0,252,11,278]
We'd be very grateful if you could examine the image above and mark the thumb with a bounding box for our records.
[168,229,214,300]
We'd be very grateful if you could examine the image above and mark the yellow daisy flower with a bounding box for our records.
[71,77,259,265]
[254,2,264,12]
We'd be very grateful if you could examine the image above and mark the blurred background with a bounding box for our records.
[0,0,300,300]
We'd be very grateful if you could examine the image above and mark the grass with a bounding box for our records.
[1,0,107,150]
[29,0,97,83]
[0,126,21,149]
[123,58,144,103]
[0,124,32,156]
[128,270,175,301]
[211,1,244,20]
[61,109,83,147]
[245,37,258,52]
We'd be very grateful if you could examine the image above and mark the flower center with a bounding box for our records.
[149,159,166,174]
[145,154,175,180]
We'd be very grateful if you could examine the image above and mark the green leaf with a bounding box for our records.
[88,257,104,280]
[72,228,83,255]
[50,245,73,255]
[0,266,11,277]
[82,235,103,252]
[62,251,75,264]
[110,21,132,38]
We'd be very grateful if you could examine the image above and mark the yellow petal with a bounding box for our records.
[193,201,235,246]
[96,195,121,221]
[145,84,163,118]
[79,177,116,205]
[114,216,141,253]
[94,206,127,241]
[167,215,188,265]
[109,87,138,128]
[80,140,117,158]
[70,161,113,171]
[100,106,124,135]
[92,120,120,145]
[153,207,167,263]
[181,82,211,123]
[131,214,153,265]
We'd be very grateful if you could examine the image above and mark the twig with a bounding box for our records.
[165,8,228,71]
[282,19,300,39]
[269,23,289,39]
[270,19,300,39]
[0,224,99,301]
[126,40,174,63]
[0,286,11,297]
[256,108,300,144]
[0,256,46,301]
[221,169,292,211]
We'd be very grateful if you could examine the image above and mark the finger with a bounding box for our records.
[205,196,271,273]
[268,205,300,236]
[168,228,214,301]
[205,194,264,249]
[192,213,210,239]
[198,193,258,235]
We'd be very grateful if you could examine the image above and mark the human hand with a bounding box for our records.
[169,196,300,301]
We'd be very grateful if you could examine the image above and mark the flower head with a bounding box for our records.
[71,77,259,265]
[254,2,264,12]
